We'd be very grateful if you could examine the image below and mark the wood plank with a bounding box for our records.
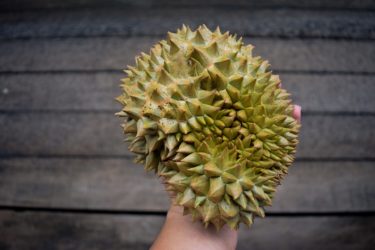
[0,38,374,73]
[0,159,374,212]
[1,9,374,39]
[0,211,163,250]
[1,73,375,113]
[0,73,120,111]
[1,0,375,10]
[282,74,375,113]
[0,113,374,158]
[0,211,374,250]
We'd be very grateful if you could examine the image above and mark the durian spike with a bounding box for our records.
[116,25,300,230]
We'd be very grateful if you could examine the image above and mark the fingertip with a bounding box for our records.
[295,104,301,112]
[294,105,301,123]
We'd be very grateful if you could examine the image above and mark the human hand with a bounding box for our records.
[151,105,302,250]
[151,204,238,250]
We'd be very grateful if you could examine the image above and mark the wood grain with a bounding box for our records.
[1,73,374,112]
[0,3,374,250]
[0,211,374,250]
[1,38,374,72]
[1,9,374,39]
[0,113,374,158]
[0,158,374,212]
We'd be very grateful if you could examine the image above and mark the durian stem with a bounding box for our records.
[150,204,238,250]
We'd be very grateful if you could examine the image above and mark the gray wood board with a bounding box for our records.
[0,211,374,250]
[0,159,374,212]
[1,0,375,10]
[0,113,374,158]
[1,38,374,73]
[1,73,375,112]
[1,9,374,39]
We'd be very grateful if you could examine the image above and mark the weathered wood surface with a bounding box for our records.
[1,0,375,10]
[0,3,374,250]
[1,73,374,112]
[0,211,374,250]
[1,9,374,39]
[1,38,374,73]
[0,159,374,212]
[1,113,374,158]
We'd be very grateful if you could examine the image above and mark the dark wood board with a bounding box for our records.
[1,38,374,73]
[1,9,374,39]
[1,73,375,113]
[1,113,374,158]
[0,211,374,250]
[0,159,374,212]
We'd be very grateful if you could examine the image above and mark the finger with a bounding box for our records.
[278,82,300,123]
[293,105,301,123]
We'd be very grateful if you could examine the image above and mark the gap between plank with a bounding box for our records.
[1,5,375,13]
[0,205,374,217]
[0,154,374,162]
[1,69,375,76]
[1,34,374,42]
[1,110,375,116]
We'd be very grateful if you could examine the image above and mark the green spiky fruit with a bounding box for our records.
[116,25,300,230]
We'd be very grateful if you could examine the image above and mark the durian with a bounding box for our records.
[116,25,300,230]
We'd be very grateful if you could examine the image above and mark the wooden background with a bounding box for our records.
[0,0,374,249]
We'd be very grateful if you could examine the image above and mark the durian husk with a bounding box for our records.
[116,25,300,230]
